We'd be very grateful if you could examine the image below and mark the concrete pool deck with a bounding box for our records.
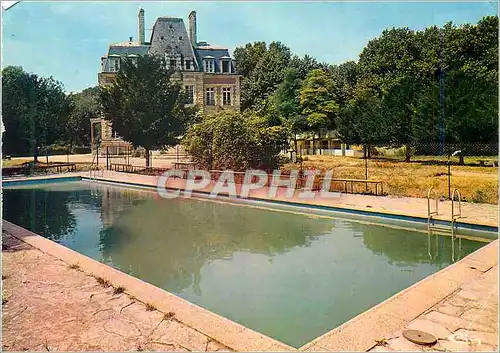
[2,172,498,351]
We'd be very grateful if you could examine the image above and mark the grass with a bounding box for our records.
[163,311,175,321]
[113,286,125,295]
[68,264,80,270]
[283,155,498,204]
[95,276,111,287]
[145,303,156,311]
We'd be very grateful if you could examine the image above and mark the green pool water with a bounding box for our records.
[3,181,485,347]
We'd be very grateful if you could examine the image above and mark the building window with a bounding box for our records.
[222,87,232,105]
[185,59,191,70]
[221,60,230,73]
[110,58,120,72]
[205,88,215,105]
[185,85,194,104]
[169,59,176,69]
[204,59,214,73]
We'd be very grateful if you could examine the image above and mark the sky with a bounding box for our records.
[2,1,498,93]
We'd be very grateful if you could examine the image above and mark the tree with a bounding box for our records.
[99,55,195,166]
[356,27,422,161]
[2,66,69,161]
[338,85,387,156]
[299,69,339,153]
[234,41,291,110]
[183,111,287,171]
[65,86,100,151]
[2,66,30,156]
[272,68,307,151]
[234,41,268,110]
[289,54,320,79]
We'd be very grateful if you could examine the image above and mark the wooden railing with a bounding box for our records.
[109,163,384,195]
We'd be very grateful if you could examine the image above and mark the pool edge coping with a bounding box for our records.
[2,220,297,352]
[2,175,498,351]
[2,173,498,231]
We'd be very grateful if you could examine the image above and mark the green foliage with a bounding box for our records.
[183,111,287,171]
[99,55,195,166]
[299,69,339,132]
[336,16,498,156]
[66,86,100,148]
[2,66,69,160]
[234,41,291,110]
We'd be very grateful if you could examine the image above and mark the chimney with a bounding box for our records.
[138,8,145,44]
[188,11,197,47]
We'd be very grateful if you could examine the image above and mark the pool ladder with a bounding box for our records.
[88,149,104,181]
[427,187,462,261]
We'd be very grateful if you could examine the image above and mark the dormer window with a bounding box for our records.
[220,56,232,74]
[108,55,120,72]
[185,59,191,70]
[203,56,215,73]
[127,54,138,66]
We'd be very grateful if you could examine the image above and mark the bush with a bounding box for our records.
[183,111,287,171]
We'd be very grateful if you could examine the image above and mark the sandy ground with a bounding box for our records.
[1,232,231,352]
[8,153,181,168]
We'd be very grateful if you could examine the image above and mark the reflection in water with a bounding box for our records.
[2,181,485,348]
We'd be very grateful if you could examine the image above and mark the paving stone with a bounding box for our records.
[370,345,396,352]
[461,308,499,331]
[2,233,233,352]
[406,319,452,339]
[435,302,465,317]
[454,330,499,347]
[385,336,424,351]
[424,311,494,333]
[438,339,473,352]
[470,343,496,352]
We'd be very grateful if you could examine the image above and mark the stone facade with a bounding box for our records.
[92,8,241,152]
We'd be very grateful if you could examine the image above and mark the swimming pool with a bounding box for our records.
[2,180,489,347]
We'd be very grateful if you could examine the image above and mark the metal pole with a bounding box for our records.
[97,146,99,166]
[448,156,451,200]
[365,153,368,192]
[438,29,445,156]
[106,147,109,170]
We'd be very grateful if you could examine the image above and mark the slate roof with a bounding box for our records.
[101,14,238,74]
[194,47,235,73]
[102,42,150,72]
[148,17,198,69]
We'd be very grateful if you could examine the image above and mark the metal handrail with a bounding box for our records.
[427,187,439,217]
[450,188,462,246]
[451,188,462,220]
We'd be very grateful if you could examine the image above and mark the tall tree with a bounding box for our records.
[272,68,307,151]
[66,86,100,151]
[234,41,291,110]
[289,54,320,79]
[99,55,195,166]
[299,69,339,153]
[2,66,69,161]
[234,41,268,110]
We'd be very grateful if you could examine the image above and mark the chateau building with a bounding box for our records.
[91,8,241,153]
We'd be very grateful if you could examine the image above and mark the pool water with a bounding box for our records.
[2,181,485,347]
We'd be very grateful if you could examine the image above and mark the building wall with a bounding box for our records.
[99,71,241,115]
